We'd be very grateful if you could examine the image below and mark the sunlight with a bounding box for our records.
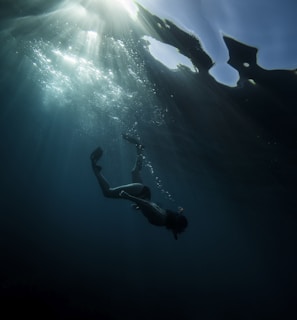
[29,37,133,113]
[115,0,138,20]
[24,0,161,127]
[86,31,98,41]
[64,2,87,18]
[53,49,78,65]
[143,36,195,72]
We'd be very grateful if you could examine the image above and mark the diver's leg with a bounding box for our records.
[92,166,119,198]
[131,152,143,183]
[90,147,147,198]
[122,133,145,150]
[122,133,145,183]
[90,147,119,198]
[92,164,146,198]
[90,147,103,164]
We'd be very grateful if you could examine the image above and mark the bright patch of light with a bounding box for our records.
[29,38,141,116]
[248,78,257,85]
[62,3,87,17]
[209,63,239,87]
[86,31,98,41]
[115,0,138,19]
[53,49,78,64]
[143,36,195,72]
[75,5,87,16]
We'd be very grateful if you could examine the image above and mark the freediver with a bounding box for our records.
[90,134,188,240]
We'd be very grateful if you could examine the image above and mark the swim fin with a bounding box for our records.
[90,147,103,162]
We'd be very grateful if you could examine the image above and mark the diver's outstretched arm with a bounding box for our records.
[120,189,164,210]
[120,191,167,228]
[119,190,151,208]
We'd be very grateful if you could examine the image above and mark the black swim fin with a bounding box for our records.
[90,147,103,162]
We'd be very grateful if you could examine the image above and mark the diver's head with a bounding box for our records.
[165,210,188,240]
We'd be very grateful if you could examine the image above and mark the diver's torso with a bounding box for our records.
[141,203,167,226]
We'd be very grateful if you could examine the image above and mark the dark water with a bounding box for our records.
[0,1,296,319]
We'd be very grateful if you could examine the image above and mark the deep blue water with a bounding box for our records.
[0,1,296,319]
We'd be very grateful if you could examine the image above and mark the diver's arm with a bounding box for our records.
[119,190,151,208]
[120,191,167,226]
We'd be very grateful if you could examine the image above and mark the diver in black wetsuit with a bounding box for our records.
[90,134,188,240]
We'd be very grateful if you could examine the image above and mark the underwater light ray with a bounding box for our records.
[116,0,138,19]
[8,0,169,137]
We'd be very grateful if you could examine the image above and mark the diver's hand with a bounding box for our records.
[119,190,129,198]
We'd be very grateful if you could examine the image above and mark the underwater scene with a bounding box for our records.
[0,0,296,319]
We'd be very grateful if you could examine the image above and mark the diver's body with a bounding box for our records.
[119,190,167,226]
[91,134,188,239]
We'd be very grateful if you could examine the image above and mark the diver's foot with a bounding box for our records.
[122,133,144,150]
[90,147,103,163]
